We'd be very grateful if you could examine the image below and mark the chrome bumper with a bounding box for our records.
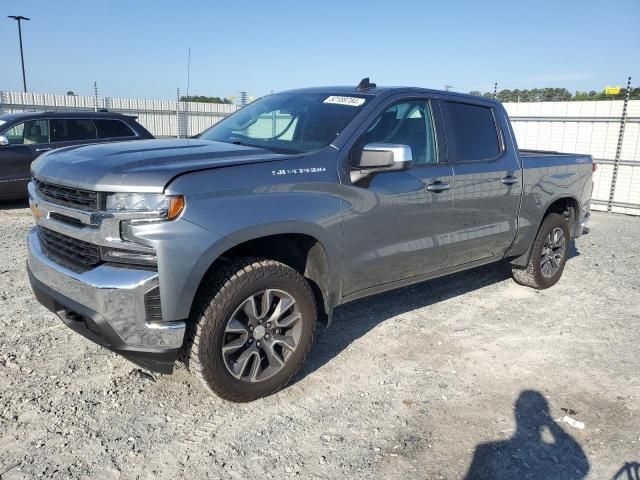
[27,228,185,351]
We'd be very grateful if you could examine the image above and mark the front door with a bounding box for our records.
[439,99,522,266]
[0,119,51,197]
[340,98,454,296]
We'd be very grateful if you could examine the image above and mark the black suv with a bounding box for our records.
[0,111,153,200]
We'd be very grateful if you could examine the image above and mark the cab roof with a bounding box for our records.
[278,85,499,105]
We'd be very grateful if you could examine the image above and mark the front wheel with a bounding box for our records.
[185,258,317,402]
[512,212,571,289]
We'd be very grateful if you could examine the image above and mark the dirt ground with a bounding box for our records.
[0,204,638,480]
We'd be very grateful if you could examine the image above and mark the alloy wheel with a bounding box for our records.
[540,227,566,278]
[222,289,302,383]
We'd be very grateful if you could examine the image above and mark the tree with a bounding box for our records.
[66,91,77,96]
[180,95,232,104]
[467,86,640,102]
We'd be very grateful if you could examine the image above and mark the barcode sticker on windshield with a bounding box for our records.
[323,96,366,107]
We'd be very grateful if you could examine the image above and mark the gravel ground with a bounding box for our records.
[0,203,638,480]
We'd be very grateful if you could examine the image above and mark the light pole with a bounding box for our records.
[8,15,30,92]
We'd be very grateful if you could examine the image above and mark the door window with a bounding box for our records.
[95,119,136,138]
[51,119,98,142]
[2,120,50,145]
[440,101,501,162]
[360,100,437,164]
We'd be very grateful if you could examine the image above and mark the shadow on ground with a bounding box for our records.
[463,390,589,479]
[299,242,579,381]
[0,199,29,210]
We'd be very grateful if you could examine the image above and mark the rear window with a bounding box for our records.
[51,119,98,142]
[95,119,136,138]
[440,101,501,162]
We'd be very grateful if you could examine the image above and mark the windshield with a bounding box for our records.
[200,93,371,154]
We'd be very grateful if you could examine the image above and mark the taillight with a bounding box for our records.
[592,163,598,172]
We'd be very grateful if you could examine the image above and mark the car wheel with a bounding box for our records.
[512,212,571,289]
[185,257,317,402]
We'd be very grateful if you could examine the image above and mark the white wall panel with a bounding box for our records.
[0,91,239,139]
[2,92,638,214]
[505,100,640,215]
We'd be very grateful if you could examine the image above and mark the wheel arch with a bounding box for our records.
[510,194,581,268]
[190,227,338,326]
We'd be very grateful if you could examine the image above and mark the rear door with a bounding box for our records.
[50,118,99,149]
[0,119,51,197]
[440,99,522,266]
[340,96,454,295]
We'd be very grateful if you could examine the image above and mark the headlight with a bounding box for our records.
[105,193,184,220]
[101,247,157,266]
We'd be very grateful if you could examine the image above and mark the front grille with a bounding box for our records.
[38,227,102,268]
[34,178,98,210]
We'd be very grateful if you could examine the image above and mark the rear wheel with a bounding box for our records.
[185,258,317,402]
[512,212,570,289]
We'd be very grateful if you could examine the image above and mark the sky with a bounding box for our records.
[1,0,639,101]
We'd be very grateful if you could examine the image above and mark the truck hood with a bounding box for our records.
[31,139,294,192]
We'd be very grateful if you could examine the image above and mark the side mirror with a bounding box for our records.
[0,135,9,146]
[350,143,413,182]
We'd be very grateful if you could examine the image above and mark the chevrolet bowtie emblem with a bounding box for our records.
[30,202,44,221]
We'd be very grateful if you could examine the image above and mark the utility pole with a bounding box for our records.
[8,15,30,92]
[607,76,632,212]
[185,48,191,138]
[239,91,248,107]
[444,84,453,92]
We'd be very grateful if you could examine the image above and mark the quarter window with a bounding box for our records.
[360,100,437,165]
[51,119,98,142]
[2,120,50,145]
[440,101,501,162]
[95,119,135,138]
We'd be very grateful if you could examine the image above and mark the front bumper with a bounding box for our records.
[27,228,186,373]
[580,210,590,235]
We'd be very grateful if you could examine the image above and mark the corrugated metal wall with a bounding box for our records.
[2,91,638,215]
[0,91,239,138]
[504,100,640,215]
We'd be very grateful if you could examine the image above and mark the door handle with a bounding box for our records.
[35,147,52,152]
[426,182,450,192]
[502,175,519,185]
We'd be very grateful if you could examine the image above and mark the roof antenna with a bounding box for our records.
[357,77,376,91]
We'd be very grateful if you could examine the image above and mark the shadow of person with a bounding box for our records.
[465,390,589,480]
[613,462,640,480]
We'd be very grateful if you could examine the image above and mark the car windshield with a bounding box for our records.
[200,92,371,154]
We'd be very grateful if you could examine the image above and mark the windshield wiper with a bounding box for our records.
[228,140,300,155]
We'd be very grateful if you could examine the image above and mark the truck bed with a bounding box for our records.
[519,149,587,158]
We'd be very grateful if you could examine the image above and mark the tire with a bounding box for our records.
[512,212,571,289]
[184,257,317,402]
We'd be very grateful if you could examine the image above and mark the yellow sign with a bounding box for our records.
[605,86,621,95]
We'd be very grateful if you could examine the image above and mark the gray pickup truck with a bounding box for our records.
[27,80,593,402]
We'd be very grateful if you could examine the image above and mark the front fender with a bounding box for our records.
[163,158,345,318]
